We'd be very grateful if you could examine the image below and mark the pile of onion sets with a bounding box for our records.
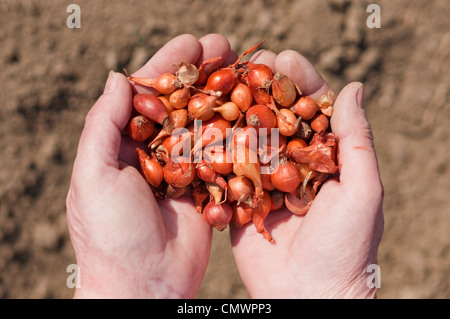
[125,41,338,243]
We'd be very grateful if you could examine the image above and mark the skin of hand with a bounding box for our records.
[65,34,236,298]
[230,49,384,298]
[67,33,384,299]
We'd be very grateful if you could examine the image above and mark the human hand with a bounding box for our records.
[66,34,235,298]
[230,50,384,298]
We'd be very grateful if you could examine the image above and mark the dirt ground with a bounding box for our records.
[0,0,449,299]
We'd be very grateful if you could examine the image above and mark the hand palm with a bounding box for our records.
[231,180,383,298]
[79,163,211,294]
[230,50,384,298]
[67,34,383,299]
[67,34,233,298]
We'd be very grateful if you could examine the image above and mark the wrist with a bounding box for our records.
[300,268,379,299]
[71,259,198,299]
[246,265,379,299]
[72,263,149,299]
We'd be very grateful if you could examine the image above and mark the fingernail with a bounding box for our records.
[103,71,118,94]
[356,84,365,108]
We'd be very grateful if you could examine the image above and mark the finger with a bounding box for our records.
[223,50,238,67]
[159,195,212,243]
[250,49,277,72]
[331,82,383,195]
[132,34,203,79]
[197,33,233,72]
[274,50,334,102]
[118,136,146,169]
[74,71,132,180]
[230,207,296,247]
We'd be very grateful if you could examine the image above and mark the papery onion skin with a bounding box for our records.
[246,105,277,132]
[251,190,273,243]
[292,162,317,183]
[317,90,335,116]
[286,139,316,183]
[287,132,338,174]
[157,130,192,158]
[164,162,196,188]
[232,145,264,202]
[161,153,196,188]
[188,93,217,121]
[168,109,188,133]
[228,176,255,206]
[258,133,287,165]
[136,148,164,188]
[196,160,228,190]
[152,73,182,94]
[232,126,264,201]
[247,63,273,91]
[231,82,253,112]
[127,115,155,142]
[276,108,301,137]
[251,87,272,105]
[310,113,329,133]
[270,159,301,193]
[316,90,334,117]
[284,184,316,216]
[206,182,225,205]
[286,138,307,154]
[176,62,200,87]
[231,202,252,227]
[272,72,297,107]
[170,86,191,109]
[290,96,319,120]
[293,120,313,142]
[127,72,181,94]
[191,180,209,213]
[310,172,329,193]
[158,95,174,113]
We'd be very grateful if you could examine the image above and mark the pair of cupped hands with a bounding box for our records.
[66,34,384,298]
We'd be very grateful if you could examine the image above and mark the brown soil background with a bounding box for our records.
[0,0,449,299]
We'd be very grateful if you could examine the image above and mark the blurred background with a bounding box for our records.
[0,0,449,298]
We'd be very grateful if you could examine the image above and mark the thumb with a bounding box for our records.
[330,82,383,195]
[73,71,133,180]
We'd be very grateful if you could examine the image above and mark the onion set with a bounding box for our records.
[123,41,338,243]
